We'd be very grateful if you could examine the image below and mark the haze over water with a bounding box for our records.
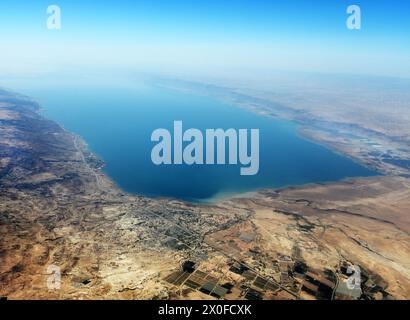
[19,80,376,201]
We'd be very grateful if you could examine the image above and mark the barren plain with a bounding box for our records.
[0,80,409,300]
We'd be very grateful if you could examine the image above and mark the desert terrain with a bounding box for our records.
[0,83,409,300]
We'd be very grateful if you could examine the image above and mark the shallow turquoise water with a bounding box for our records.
[22,82,377,201]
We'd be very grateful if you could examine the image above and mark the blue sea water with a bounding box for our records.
[20,81,376,201]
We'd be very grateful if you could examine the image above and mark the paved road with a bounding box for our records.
[143,202,301,300]
[73,135,103,191]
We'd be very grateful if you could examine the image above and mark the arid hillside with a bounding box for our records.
[1,88,409,300]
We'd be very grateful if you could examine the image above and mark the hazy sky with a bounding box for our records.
[0,0,409,79]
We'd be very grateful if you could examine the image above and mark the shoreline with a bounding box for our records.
[156,79,410,178]
[2,86,410,300]
[29,85,384,204]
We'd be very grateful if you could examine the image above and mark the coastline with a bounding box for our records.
[22,85,382,203]
[155,79,410,178]
[1,86,410,300]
